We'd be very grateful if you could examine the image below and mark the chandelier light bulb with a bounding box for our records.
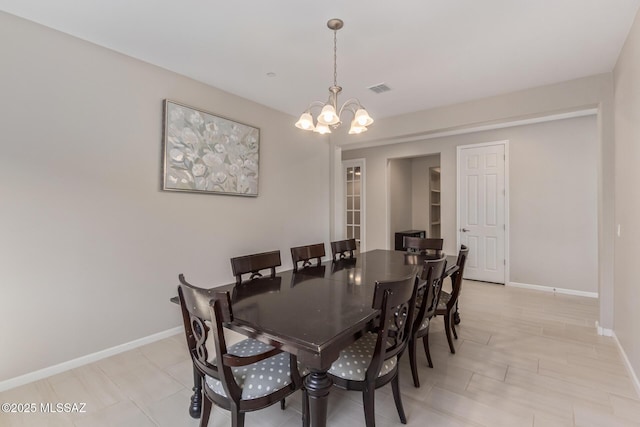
[295,112,315,130]
[354,108,374,126]
[348,120,368,134]
[314,123,332,134]
[318,105,339,125]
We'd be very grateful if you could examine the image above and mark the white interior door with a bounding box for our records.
[458,143,507,283]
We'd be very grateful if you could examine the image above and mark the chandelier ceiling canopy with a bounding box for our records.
[295,19,374,135]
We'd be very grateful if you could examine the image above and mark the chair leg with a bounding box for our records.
[444,311,456,354]
[280,398,285,410]
[391,372,407,424]
[302,389,310,427]
[362,387,376,427]
[450,309,459,339]
[231,408,245,427]
[200,396,212,427]
[409,337,420,388]
[422,331,433,368]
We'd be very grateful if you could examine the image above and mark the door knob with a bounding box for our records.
[460,228,470,232]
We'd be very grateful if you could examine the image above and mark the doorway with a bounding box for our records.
[388,154,441,247]
[457,141,509,284]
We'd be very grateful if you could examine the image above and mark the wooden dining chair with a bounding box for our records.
[307,269,418,427]
[330,238,357,261]
[291,243,325,272]
[403,236,444,256]
[408,255,447,387]
[436,245,469,354]
[178,276,303,427]
[230,250,281,285]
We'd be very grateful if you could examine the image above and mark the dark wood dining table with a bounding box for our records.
[175,249,458,427]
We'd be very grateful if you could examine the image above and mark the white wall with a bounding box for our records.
[614,7,640,391]
[343,116,598,294]
[0,12,330,384]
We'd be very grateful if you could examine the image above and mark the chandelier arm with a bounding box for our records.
[337,98,364,118]
[303,100,329,113]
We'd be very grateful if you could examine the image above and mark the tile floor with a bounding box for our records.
[1,281,640,426]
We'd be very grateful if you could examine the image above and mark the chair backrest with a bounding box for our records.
[403,236,443,256]
[230,250,281,284]
[446,245,469,309]
[330,238,357,261]
[177,274,219,380]
[412,256,447,334]
[367,269,419,381]
[291,243,326,272]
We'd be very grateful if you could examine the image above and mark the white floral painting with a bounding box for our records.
[162,100,260,196]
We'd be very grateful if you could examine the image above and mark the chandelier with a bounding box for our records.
[295,19,374,135]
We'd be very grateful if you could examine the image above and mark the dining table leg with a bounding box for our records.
[304,370,333,427]
[189,365,202,418]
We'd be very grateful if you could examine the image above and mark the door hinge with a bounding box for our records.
[504,259,506,265]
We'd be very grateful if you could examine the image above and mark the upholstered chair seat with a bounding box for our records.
[418,318,430,332]
[206,339,295,400]
[328,332,397,381]
[437,292,451,310]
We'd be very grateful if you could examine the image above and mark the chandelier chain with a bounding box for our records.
[333,29,338,88]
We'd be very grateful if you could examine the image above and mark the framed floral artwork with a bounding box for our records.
[162,100,260,196]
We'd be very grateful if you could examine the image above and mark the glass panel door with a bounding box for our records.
[344,159,364,251]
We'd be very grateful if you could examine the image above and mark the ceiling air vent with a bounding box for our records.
[368,83,391,94]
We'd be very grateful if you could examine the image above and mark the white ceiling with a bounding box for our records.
[1,0,639,120]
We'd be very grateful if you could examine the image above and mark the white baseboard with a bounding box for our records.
[0,326,183,393]
[507,281,598,298]
[612,332,640,399]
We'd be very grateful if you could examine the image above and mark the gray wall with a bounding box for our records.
[614,7,640,391]
[343,116,599,293]
[0,12,330,383]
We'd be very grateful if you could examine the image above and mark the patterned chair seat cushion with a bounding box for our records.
[204,339,294,400]
[418,317,430,332]
[438,291,451,310]
[328,332,397,381]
